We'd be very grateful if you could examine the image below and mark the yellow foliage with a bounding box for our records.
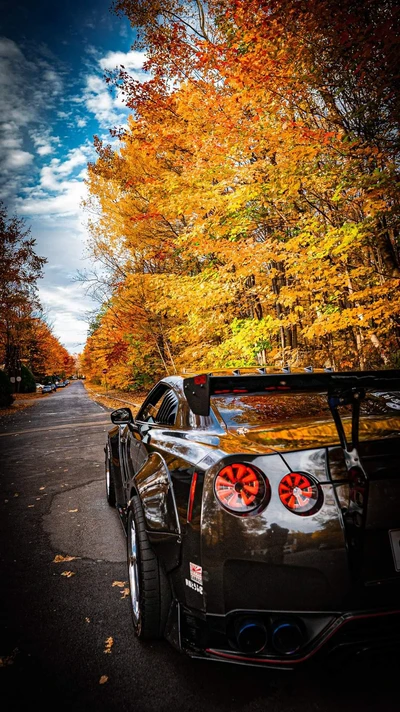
[82,0,400,386]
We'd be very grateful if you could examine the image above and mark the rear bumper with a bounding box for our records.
[178,607,400,669]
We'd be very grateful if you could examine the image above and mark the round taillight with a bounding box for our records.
[215,463,270,515]
[278,472,322,515]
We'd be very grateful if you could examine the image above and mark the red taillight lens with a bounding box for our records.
[215,463,270,515]
[278,472,322,515]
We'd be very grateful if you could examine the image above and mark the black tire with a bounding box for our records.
[127,496,171,640]
[105,444,116,507]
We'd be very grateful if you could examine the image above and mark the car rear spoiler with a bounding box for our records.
[184,369,400,579]
[183,370,400,417]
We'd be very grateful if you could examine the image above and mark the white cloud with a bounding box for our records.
[37,144,53,156]
[19,180,87,216]
[18,210,97,350]
[4,149,34,169]
[31,129,60,156]
[0,37,64,196]
[0,135,22,150]
[98,49,146,72]
[40,283,90,316]
[83,74,122,127]
[39,283,93,351]
[39,163,62,191]
[15,141,93,220]
[0,39,143,350]
[18,144,93,199]
[54,146,89,175]
[0,36,23,59]
[80,47,148,128]
[43,69,60,84]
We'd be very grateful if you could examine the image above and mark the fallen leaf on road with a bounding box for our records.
[61,571,75,578]
[39,487,45,491]
[112,581,127,588]
[28,505,34,508]
[53,554,77,563]
[0,648,18,667]
[104,637,114,654]
[120,588,129,599]
[14,493,19,497]
[85,617,90,623]
[68,509,78,513]
[99,676,108,685]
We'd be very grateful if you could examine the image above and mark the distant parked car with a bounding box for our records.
[64,379,70,385]
[41,384,52,394]
[36,383,44,393]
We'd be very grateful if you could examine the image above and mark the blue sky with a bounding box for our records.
[0,0,146,353]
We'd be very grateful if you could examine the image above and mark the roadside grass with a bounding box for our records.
[0,392,46,419]
[83,382,147,414]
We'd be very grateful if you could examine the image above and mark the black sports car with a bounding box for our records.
[105,368,400,668]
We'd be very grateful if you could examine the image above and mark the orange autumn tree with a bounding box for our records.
[0,202,46,372]
[83,0,400,389]
[0,203,74,382]
[26,318,75,379]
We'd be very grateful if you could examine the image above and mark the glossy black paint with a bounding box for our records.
[111,407,134,424]
[105,373,400,667]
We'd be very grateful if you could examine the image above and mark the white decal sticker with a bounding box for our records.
[189,562,203,585]
[185,578,203,595]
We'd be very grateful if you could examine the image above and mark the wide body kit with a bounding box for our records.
[107,369,400,667]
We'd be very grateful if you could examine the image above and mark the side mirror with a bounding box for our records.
[111,407,133,424]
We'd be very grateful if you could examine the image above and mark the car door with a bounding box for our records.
[122,385,177,500]
[118,420,131,498]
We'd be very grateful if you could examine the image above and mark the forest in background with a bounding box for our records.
[0,203,75,397]
[81,0,400,390]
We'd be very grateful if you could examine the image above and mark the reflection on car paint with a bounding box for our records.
[105,372,400,667]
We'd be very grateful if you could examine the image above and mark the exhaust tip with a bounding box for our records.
[235,617,268,654]
[271,619,304,655]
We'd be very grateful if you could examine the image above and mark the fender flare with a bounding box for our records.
[130,452,181,572]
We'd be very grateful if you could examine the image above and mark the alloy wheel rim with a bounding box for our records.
[128,517,140,626]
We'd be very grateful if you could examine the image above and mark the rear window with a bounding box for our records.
[212,391,400,430]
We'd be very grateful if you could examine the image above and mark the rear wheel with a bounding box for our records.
[105,445,116,507]
[127,496,171,639]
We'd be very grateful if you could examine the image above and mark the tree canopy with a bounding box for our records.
[82,0,400,388]
[0,203,74,382]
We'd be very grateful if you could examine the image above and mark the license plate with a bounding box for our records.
[389,529,400,572]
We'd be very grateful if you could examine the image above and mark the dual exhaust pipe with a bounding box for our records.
[234,616,304,655]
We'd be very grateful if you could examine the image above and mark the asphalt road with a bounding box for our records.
[0,382,399,712]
